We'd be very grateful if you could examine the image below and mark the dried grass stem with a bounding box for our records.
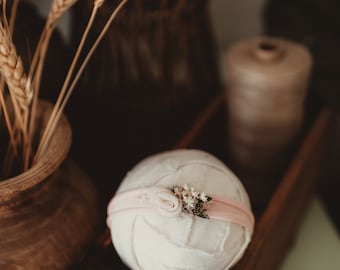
[0,0,128,174]
[33,0,128,163]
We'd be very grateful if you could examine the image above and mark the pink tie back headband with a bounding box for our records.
[107,184,255,234]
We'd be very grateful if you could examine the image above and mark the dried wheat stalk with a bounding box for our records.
[26,0,79,168]
[0,0,128,173]
[94,0,105,7]
[0,82,16,155]
[0,0,18,145]
[33,0,128,164]
[28,0,78,98]
[0,0,22,175]
[0,22,32,131]
[35,0,104,136]
[46,0,78,29]
[0,23,31,172]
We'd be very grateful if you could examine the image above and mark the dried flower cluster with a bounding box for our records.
[0,0,127,178]
[172,184,212,219]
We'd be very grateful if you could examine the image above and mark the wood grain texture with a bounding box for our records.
[0,101,99,269]
[232,108,333,270]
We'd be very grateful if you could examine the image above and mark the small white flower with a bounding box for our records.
[170,184,212,219]
[199,192,208,202]
[173,186,180,195]
[183,184,189,191]
[184,196,195,209]
[190,187,199,198]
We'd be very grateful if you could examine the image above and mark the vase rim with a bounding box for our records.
[0,101,72,203]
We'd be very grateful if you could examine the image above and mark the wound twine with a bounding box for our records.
[223,36,313,210]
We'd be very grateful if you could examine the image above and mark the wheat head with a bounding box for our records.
[47,0,78,28]
[0,23,32,115]
[94,0,104,7]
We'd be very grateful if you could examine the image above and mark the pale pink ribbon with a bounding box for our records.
[107,187,255,234]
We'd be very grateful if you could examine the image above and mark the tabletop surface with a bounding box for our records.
[280,195,340,270]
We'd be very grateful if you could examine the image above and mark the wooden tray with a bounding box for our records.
[177,93,333,270]
[233,108,333,270]
[73,93,334,269]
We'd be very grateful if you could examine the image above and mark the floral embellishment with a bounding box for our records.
[171,184,212,219]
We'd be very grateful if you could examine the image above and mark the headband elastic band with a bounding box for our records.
[107,185,254,234]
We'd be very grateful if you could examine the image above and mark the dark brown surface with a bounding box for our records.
[263,0,340,108]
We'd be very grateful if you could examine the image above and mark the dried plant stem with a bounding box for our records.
[0,0,28,174]
[24,31,50,169]
[28,0,77,84]
[0,0,20,120]
[8,0,18,34]
[1,0,9,31]
[33,6,99,164]
[27,0,78,119]
[46,0,78,30]
[33,0,128,164]
[25,29,56,168]
[1,130,21,177]
[25,0,77,168]
[0,24,31,122]
[0,84,19,178]
[0,0,21,176]
[0,82,16,153]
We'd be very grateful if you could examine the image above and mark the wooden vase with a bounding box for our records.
[0,101,99,269]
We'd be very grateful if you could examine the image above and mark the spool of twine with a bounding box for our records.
[223,36,312,211]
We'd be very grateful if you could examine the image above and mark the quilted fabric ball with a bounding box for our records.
[107,149,254,270]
